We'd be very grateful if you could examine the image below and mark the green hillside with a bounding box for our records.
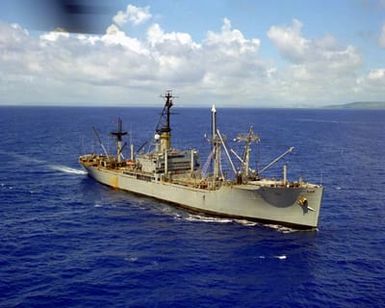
[325,102,385,109]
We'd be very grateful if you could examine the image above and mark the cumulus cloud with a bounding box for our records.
[206,18,260,55]
[0,10,383,106]
[113,4,152,26]
[368,68,385,80]
[267,19,308,62]
[0,17,273,105]
[267,19,361,69]
[147,23,200,51]
[265,19,365,103]
[40,29,69,42]
[102,24,146,54]
[351,68,385,102]
[200,18,268,97]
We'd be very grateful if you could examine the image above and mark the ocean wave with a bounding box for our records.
[0,151,87,177]
[0,150,47,164]
[177,213,303,231]
[274,255,287,260]
[264,224,303,234]
[258,255,287,260]
[182,214,274,229]
[295,118,342,124]
[184,214,233,224]
[234,219,258,227]
[1,183,14,190]
[124,256,138,262]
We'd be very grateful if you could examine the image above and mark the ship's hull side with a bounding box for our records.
[84,166,323,229]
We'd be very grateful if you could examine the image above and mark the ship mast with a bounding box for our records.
[156,90,175,152]
[211,105,222,179]
[234,127,260,178]
[111,118,127,163]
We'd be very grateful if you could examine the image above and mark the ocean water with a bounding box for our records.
[0,106,384,307]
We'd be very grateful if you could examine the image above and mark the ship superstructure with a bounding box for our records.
[80,91,323,229]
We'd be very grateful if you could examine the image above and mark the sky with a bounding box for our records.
[0,0,385,107]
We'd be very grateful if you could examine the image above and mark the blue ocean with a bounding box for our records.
[1,106,384,307]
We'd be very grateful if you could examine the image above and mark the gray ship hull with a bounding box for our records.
[84,166,323,229]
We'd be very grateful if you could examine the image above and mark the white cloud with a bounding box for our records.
[145,23,204,83]
[206,18,260,54]
[113,4,152,26]
[40,30,69,42]
[267,19,308,62]
[0,13,384,107]
[368,68,385,81]
[379,23,385,48]
[0,23,29,50]
[147,23,200,51]
[265,19,363,103]
[101,24,146,54]
[200,18,268,98]
[267,19,361,69]
[0,18,271,105]
[350,68,385,101]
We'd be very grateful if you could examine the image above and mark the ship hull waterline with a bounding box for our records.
[83,166,323,230]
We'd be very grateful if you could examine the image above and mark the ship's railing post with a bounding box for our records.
[130,143,134,161]
[164,149,168,175]
[190,149,194,174]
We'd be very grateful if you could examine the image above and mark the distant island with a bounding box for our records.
[325,102,385,109]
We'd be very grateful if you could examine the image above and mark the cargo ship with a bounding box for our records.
[80,91,323,229]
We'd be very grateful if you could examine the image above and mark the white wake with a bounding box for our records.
[49,165,87,175]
